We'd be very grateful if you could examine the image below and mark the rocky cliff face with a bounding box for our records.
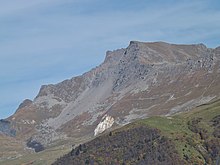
[94,115,114,136]
[2,41,220,152]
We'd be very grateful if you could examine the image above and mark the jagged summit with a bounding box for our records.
[17,99,32,111]
[105,41,210,68]
[104,48,125,63]
[2,41,220,156]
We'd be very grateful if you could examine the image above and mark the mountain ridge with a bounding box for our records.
[1,41,220,161]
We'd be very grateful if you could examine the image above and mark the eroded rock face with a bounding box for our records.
[94,115,114,136]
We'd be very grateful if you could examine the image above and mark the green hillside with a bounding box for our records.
[53,99,220,165]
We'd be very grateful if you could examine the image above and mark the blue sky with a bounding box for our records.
[0,0,220,119]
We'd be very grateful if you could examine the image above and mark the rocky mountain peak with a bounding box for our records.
[16,99,33,111]
[32,41,216,104]
[36,85,52,97]
[196,43,207,50]
[104,49,125,64]
[5,41,220,153]
[126,41,210,64]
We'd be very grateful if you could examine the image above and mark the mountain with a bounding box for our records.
[53,99,220,165]
[0,41,220,163]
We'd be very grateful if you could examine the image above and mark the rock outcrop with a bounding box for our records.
[94,115,114,136]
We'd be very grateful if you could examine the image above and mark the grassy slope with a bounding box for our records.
[0,135,93,165]
[139,99,220,164]
[0,134,27,161]
[0,138,79,165]
[0,143,70,165]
